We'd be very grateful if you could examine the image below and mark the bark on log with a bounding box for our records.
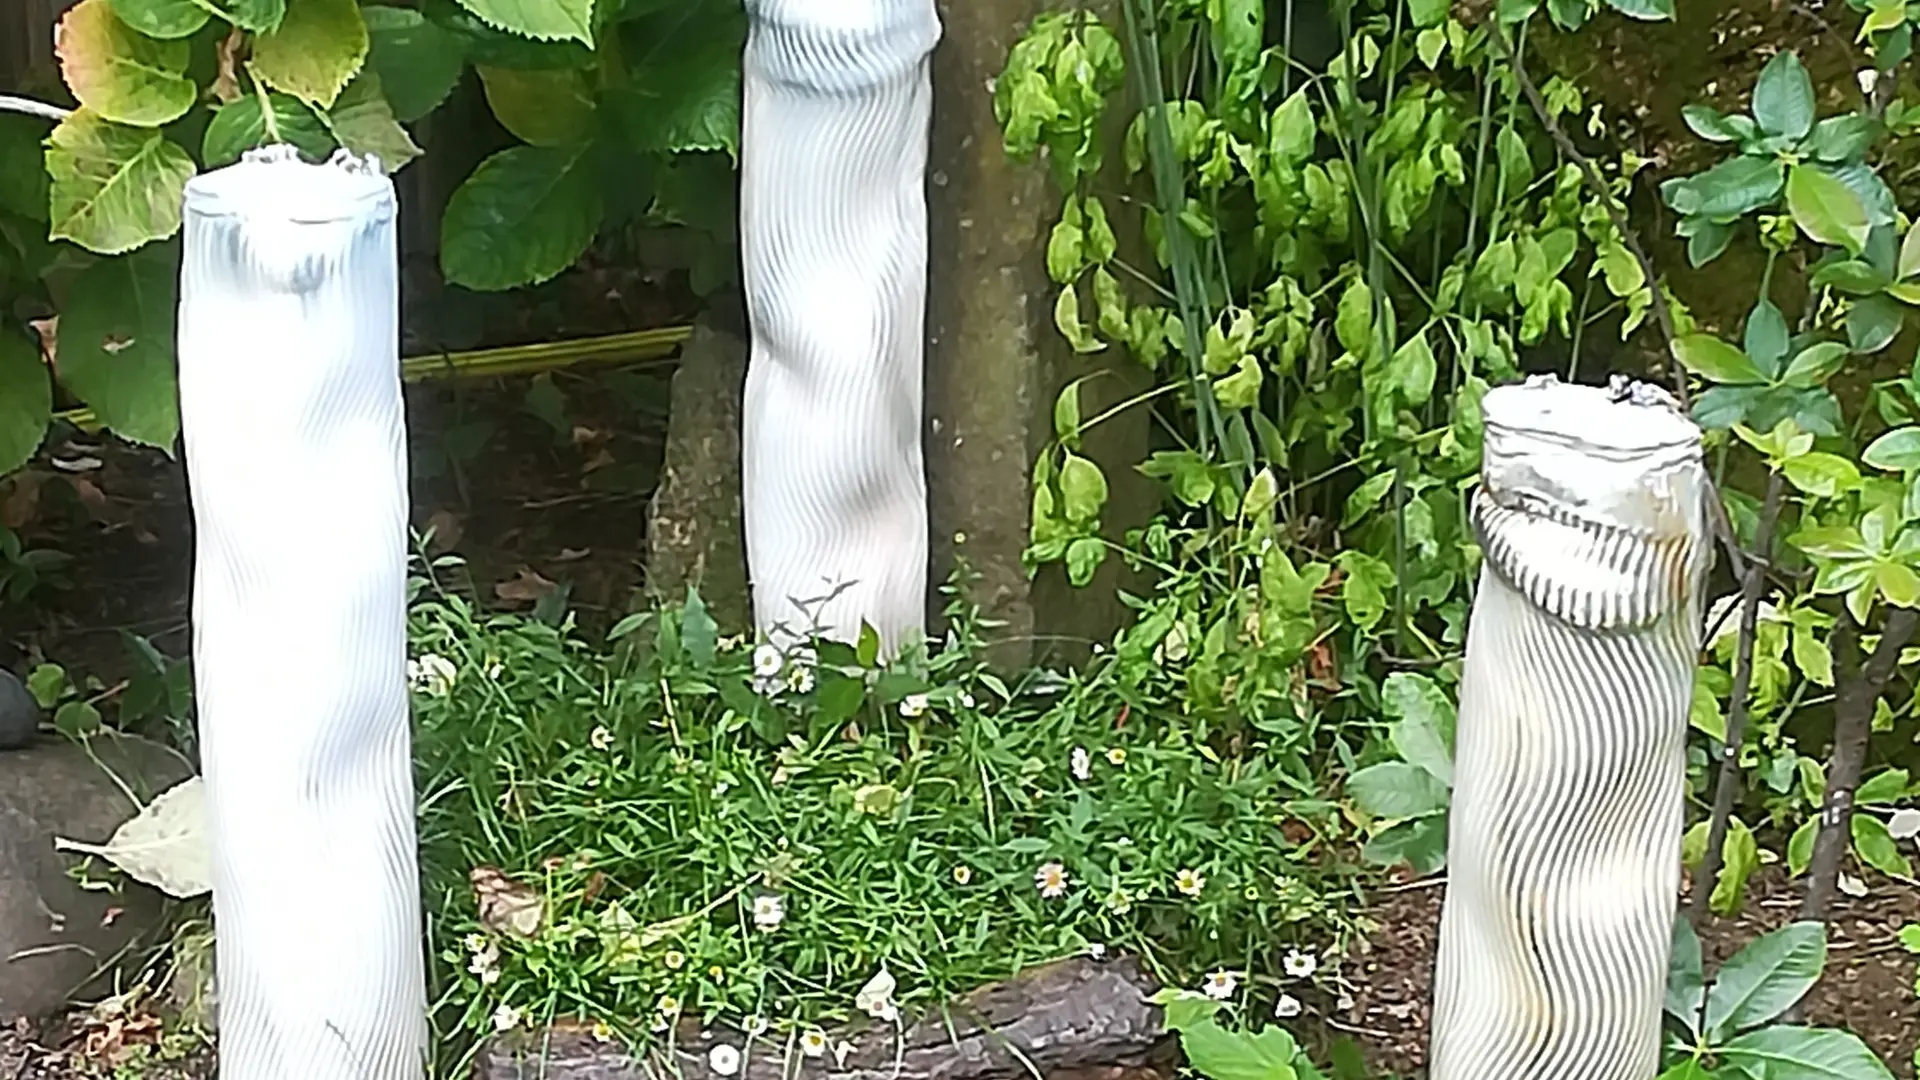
[476,958,1167,1080]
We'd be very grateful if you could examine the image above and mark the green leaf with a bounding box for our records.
[1605,0,1672,19]
[1808,258,1888,295]
[253,0,370,109]
[603,3,745,157]
[1806,114,1880,163]
[1673,333,1764,384]
[1348,762,1450,818]
[1899,222,1920,279]
[452,0,594,46]
[1681,105,1752,143]
[1270,89,1315,165]
[202,92,335,167]
[1744,299,1790,376]
[1720,1026,1896,1080]
[1781,451,1861,498]
[1752,50,1816,140]
[1392,329,1437,407]
[1053,283,1104,354]
[1847,294,1904,354]
[1787,165,1870,255]
[1176,1018,1299,1080]
[1335,278,1373,358]
[1863,426,1920,470]
[46,110,195,255]
[478,66,596,146]
[362,5,468,123]
[1664,156,1783,219]
[1665,916,1706,1039]
[1779,342,1846,388]
[0,116,53,222]
[322,71,421,172]
[1787,816,1817,875]
[1408,0,1448,27]
[1703,921,1826,1037]
[440,145,603,291]
[1057,453,1108,524]
[57,244,179,451]
[1360,815,1447,874]
[54,0,196,128]
[1852,813,1911,876]
[107,0,209,38]
[1064,536,1105,587]
[1046,210,1085,286]
[0,331,52,476]
[227,0,286,32]
[1383,672,1453,786]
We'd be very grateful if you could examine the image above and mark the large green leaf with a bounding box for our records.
[421,0,592,68]
[1703,921,1825,1038]
[440,145,603,291]
[253,0,369,109]
[1846,294,1904,354]
[58,243,180,452]
[606,2,746,157]
[1360,815,1447,874]
[0,116,53,221]
[322,71,421,172]
[1672,333,1764,384]
[1851,812,1911,876]
[452,0,594,45]
[107,0,209,38]
[55,0,196,128]
[1720,1027,1895,1080]
[478,66,596,146]
[1177,1019,1298,1080]
[226,0,287,32]
[1663,157,1784,220]
[46,110,196,255]
[1743,298,1790,377]
[1347,762,1450,818]
[1863,426,1920,471]
[1382,672,1453,785]
[201,92,335,166]
[1787,165,1869,255]
[1752,50,1815,140]
[362,5,468,122]
[0,330,52,476]
[1665,917,1706,1039]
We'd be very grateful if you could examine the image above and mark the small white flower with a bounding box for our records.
[800,1030,829,1058]
[589,725,613,751]
[485,660,504,680]
[1070,746,1092,782]
[1275,992,1303,1018]
[492,1003,522,1032]
[753,643,784,678]
[1175,868,1206,897]
[787,662,816,694]
[1889,807,1920,840]
[832,1041,855,1068]
[1036,861,1070,898]
[1087,943,1107,960]
[1860,68,1881,96]
[708,1044,742,1076]
[1106,747,1127,767]
[408,654,457,696]
[1107,888,1133,915]
[745,1016,769,1036]
[664,949,686,970]
[855,966,898,1022]
[1156,623,1190,664]
[952,865,973,885]
[1282,947,1317,979]
[900,693,930,718]
[1202,970,1239,1000]
[752,893,786,931]
[958,691,976,709]
[463,933,489,953]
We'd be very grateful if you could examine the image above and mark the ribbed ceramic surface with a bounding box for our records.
[177,147,426,1080]
[739,0,939,654]
[1427,377,1708,1080]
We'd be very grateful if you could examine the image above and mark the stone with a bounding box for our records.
[644,311,752,630]
[0,670,39,752]
[0,732,193,1019]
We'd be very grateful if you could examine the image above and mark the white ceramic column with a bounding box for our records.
[1427,375,1709,1080]
[177,147,425,1080]
[739,0,939,655]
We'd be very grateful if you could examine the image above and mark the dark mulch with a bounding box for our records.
[1345,866,1920,1079]
[0,1013,211,1080]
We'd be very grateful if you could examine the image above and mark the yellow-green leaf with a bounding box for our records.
[46,109,195,255]
[478,66,596,148]
[1672,333,1764,384]
[253,0,370,109]
[323,71,421,172]
[1786,164,1869,255]
[54,0,195,128]
[1899,222,1920,279]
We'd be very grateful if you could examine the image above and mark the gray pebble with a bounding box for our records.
[0,669,41,751]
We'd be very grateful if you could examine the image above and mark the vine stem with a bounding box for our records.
[1687,470,1784,926]
[1482,18,1751,583]
[0,96,71,122]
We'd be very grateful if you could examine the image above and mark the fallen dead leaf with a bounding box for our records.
[494,567,559,606]
[29,316,56,368]
[424,508,464,553]
[470,865,545,938]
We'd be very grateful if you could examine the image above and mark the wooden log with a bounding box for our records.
[476,957,1168,1080]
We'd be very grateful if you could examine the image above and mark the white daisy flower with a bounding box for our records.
[1035,861,1070,898]
[952,865,973,885]
[408,654,457,696]
[752,893,786,931]
[1282,947,1317,978]
[1070,746,1092,781]
[855,967,898,1022]
[899,693,930,718]
[1175,868,1206,897]
[708,1044,742,1076]
[589,725,613,751]
[1275,992,1303,1018]
[800,1030,829,1058]
[753,644,784,678]
[1105,747,1127,766]
[492,1003,522,1032]
[1202,970,1238,1000]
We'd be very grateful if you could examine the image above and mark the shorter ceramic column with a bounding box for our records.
[739,0,940,655]
[177,147,425,1080]
[1427,375,1709,1080]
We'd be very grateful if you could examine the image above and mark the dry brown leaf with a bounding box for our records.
[470,865,545,938]
[494,567,558,606]
[424,508,464,552]
[211,27,245,103]
[28,316,56,368]
[65,475,109,516]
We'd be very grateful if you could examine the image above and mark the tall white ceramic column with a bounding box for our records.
[739,0,939,655]
[1427,375,1709,1080]
[177,146,425,1080]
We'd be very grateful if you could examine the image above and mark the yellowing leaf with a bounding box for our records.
[1786,164,1869,255]
[253,0,369,109]
[55,775,211,899]
[324,71,421,172]
[478,66,597,148]
[46,109,196,255]
[453,0,594,46]
[55,0,196,128]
